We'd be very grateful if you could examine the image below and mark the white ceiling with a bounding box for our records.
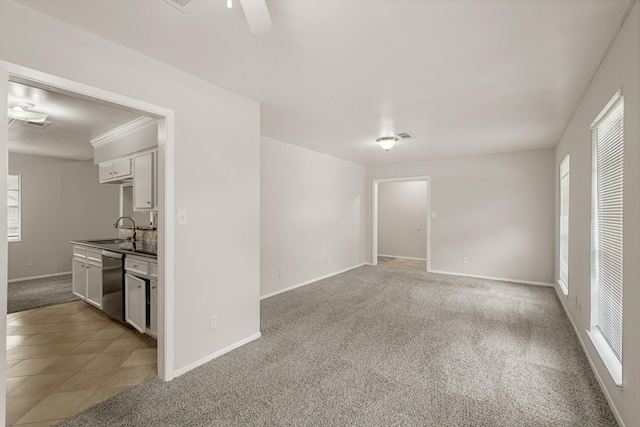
[16,0,633,165]
[8,81,144,161]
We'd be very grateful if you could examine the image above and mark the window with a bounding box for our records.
[558,155,570,294]
[8,174,21,242]
[588,91,623,386]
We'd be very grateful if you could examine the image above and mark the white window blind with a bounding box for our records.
[7,174,20,242]
[559,155,570,294]
[591,93,624,364]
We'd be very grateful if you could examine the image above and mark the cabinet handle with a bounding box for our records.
[133,264,138,268]
[137,284,142,289]
[147,201,151,205]
[152,286,156,290]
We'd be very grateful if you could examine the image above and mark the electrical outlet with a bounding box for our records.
[209,316,217,330]
[278,269,283,278]
[26,259,33,267]
[463,257,468,264]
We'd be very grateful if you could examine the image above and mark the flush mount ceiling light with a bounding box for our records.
[377,136,398,151]
[7,103,48,123]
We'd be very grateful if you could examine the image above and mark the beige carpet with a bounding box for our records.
[59,266,616,426]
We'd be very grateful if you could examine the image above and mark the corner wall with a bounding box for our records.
[260,137,366,297]
[8,154,119,281]
[367,148,555,284]
[554,2,640,425]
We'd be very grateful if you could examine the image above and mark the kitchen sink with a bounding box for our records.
[87,239,129,244]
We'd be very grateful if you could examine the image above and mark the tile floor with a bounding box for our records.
[6,300,157,426]
[378,257,427,271]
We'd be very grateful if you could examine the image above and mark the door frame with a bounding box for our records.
[372,176,431,272]
[0,61,176,392]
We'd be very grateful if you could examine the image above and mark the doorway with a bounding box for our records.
[1,61,175,422]
[372,177,430,272]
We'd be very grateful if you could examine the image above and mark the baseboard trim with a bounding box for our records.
[173,332,262,378]
[554,289,626,427]
[378,254,427,261]
[261,263,366,300]
[428,270,554,287]
[8,271,72,283]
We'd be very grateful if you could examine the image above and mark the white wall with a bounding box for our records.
[261,136,366,297]
[1,0,260,378]
[378,181,427,259]
[8,154,119,280]
[367,148,555,284]
[554,3,640,425]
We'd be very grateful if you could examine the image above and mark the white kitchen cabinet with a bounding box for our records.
[125,273,146,333]
[72,258,87,299]
[133,152,155,211]
[72,244,102,307]
[85,262,103,309]
[149,279,158,338]
[99,158,132,183]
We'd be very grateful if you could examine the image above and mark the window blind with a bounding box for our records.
[592,95,624,363]
[559,155,570,293]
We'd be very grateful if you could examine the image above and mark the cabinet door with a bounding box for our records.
[113,158,132,179]
[98,164,113,182]
[85,262,103,309]
[149,279,158,336]
[133,153,154,211]
[72,258,86,299]
[125,274,146,333]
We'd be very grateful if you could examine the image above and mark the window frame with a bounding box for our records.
[587,90,624,387]
[7,173,21,243]
[558,154,570,295]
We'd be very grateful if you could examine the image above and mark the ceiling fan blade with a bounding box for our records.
[238,0,274,34]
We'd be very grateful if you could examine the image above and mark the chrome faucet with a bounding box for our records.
[114,216,136,241]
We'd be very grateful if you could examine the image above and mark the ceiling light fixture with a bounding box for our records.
[377,136,397,151]
[226,0,232,8]
[7,103,48,123]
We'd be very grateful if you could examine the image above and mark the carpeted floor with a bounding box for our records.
[58,266,616,426]
[8,274,79,314]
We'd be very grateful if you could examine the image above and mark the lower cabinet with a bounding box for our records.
[125,273,147,333]
[85,263,103,309]
[124,256,158,338]
[149,279,158,336]
[72,258,86,298]
[72,246,102,309]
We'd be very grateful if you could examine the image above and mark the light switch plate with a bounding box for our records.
[177,210,188,225]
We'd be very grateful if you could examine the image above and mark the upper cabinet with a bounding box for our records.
[133,152,155,211]
[91,116,158,211]
[99,158,132,183]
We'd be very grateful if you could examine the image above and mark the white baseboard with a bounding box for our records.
[554,288,625,427]
[8,271,72,283]
[428,270,554,287]
[378,254,427,261]
[173,332,261,378]
[261,263,366,300]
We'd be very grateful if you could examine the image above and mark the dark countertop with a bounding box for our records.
[71,239,157,259]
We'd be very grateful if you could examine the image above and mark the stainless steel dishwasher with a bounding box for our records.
[101,250,125,322]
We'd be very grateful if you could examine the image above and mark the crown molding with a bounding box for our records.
[90,116,157,149]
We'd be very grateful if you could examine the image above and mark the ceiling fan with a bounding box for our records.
[228,0,274,34]
[163,0,273,34]
[7,103,48,123]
